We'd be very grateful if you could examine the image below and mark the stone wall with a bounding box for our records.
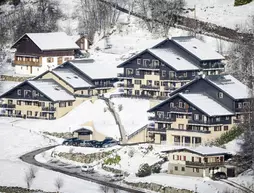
[0,75,30,82]
[0,186,54,193]
[57,150,114,164]
[102,165,129,176]
[124,181,193,193]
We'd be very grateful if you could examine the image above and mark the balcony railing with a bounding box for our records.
[164,86,177,91]
[0,104,16,109]
[141,85,160,90]
[169,128,211,134]
[149,116,175,123]
[42,107,56,112]
[117,73,133,79]
[147,127,167,133]
[13,60,41,67]
[124,84,134,88]
[186,161,224,167]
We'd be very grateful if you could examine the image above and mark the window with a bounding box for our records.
[154,81,160,86]
[27,111,32,116]
[179,102,183,108]
[224,126,229,131]
[25,101,32,106]
[238,103,242,109]
[183,156,186,161]
[37,68,39,71]
[167,112,171,119]
[161,70,166,77]
[68,101,73,106]
[216,117,220,122]
[135,90,140,95]
[47,57,54,63]
[178,124,184,129]
[177,114,184,118]
[126,68,133,75]
[174,166,178,171]
[169,71,175,79]
[134,80,141,85]
[214,126,222,131]
[157,111,164,118]
[17,89,21,96]
[59,102,66,107]
[143,59,150,67]
[170,102,174,108]
[225,116,230,120]
[243,102,250,107]
[192,71,196,76]
[218,92,223,98]
[181,167,185,172]
[137,59,141,65]
[26,66,28,70]
[17,101,21,105]
[196,168,199,173]
[152,60,159,68]
[194,114,199,120]
[183,72,187,77]
[202,115,207,123]
[136,69,140,75]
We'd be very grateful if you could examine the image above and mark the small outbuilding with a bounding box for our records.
[73,127,93,140]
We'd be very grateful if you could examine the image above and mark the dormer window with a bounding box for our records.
[179,102,183,108]
[238,103,242,109]
[218,92,223,98]
[17,89,21,96]
[143,59,150,67]
[170,102,174,108]
[216,117,220,122]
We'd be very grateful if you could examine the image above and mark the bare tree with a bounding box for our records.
[112,188,119,193]
[54,177,64,193]
[24,166,37,189]
[29,166,38,179]
[100,185,110,193]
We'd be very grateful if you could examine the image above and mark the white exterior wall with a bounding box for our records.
[14,56,75,76]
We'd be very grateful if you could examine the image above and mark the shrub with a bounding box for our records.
[212,126,243,146]
[234,0,252,6]
[151,164,161,173]
[104,154,121,165]
[136,163,151,177]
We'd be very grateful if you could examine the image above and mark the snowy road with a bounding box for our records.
[20,146,147,193]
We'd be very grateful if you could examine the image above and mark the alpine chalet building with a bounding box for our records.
[147,74,250,146]
[117,36,225,98]
[11,32,80,76]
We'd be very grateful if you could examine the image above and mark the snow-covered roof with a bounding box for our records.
[148,48,199,71]
[70,35,81,43]
[28,80,75,102]
[172,37,224,61]
[180,93,233,116]
[206,75,249,99]
[163,146,232,156]
[70,60,120,79]
[53,68,94,88]
[14,32,79,51]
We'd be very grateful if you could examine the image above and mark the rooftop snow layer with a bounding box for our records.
[172,37,224,61]
[179,93,233,116]
[53,68,93,88]
[70,60,120,79]
[207,74,249,99]
[19,32,79,51]
[28,79,75,102]
[148,48,199,71]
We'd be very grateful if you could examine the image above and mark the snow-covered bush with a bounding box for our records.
[151,163,161,173]
[128,148,135,158]
[136,163,151,177]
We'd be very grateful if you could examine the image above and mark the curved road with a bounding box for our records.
[20,146,147,193]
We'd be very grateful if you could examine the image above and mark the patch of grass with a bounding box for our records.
[234,0,253,6]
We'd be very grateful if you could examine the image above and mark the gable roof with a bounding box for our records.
[70,60,120,79]
[52,68,94,89]
[170,74,250,100]
[172,37,224,61]
[117,49,147,68]
[12,32,79,51]
[148,48,199,71]
[162,146,232,156]
[28,80,75,101]
[148,93,233,117]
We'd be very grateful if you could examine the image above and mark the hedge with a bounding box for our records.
[234,0,253,6]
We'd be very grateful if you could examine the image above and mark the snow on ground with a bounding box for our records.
[225,136,243,154]
[0,122,104,193]
[3,99,121,139]
[184,0,254,29]
[111,98,151,136]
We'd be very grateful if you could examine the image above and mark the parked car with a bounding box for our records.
[102,140,119,148]
[211,172,227,180]
[80,140,98,147]
[110,173,124,182]
[81,165,94,173]
[62,138,83,146]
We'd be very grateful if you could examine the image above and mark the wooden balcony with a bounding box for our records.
[0,104,16,109]
[13,60,41,67]
[124,84,134,88]
[169,128,211,134]
[141,85,160,90]
[41,107,56,112]
[186,161,224,167]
